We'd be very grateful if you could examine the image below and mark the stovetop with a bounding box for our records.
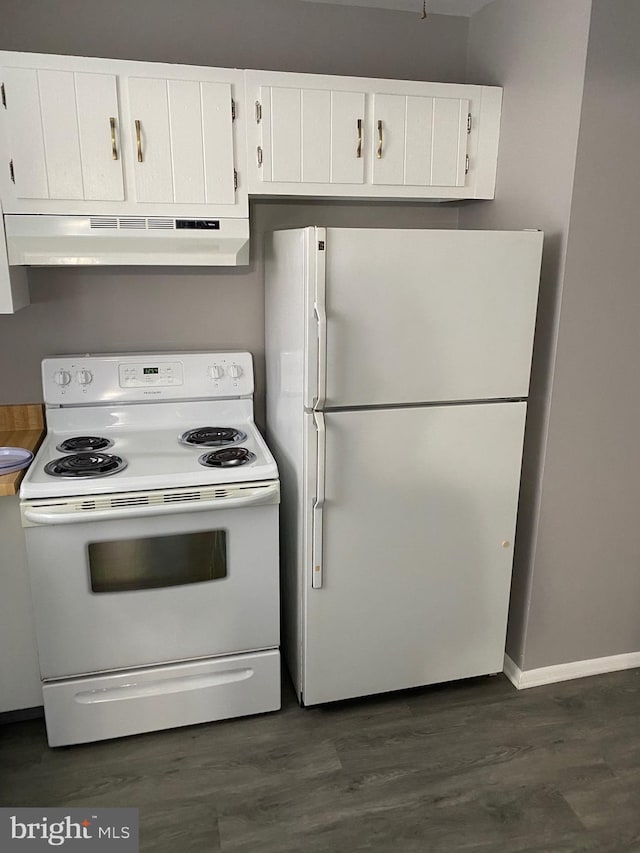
[21,402,277,499]
[20,352,279,500]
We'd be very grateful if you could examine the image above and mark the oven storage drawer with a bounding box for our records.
[42,649,281,747]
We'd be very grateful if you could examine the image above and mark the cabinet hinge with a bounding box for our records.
[1,83,6,109]
[9,159,15,183]
[257,146,263,167]
[465,154,470,175]
[234,168,238,191]
[467,112,472,134]
[231,98,236,121]
[255,101,262,123]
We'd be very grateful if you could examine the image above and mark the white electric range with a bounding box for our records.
[20,351,281,747]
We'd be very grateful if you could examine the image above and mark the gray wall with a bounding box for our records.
[522,0,640,668]
[459,0,592,668]
[2,0,467,80]
[0,0,466,426]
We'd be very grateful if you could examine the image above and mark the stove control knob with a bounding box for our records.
[208,365,225,380]
[53,369,71,387]
[227,363,243,379]
[76,369,93,386]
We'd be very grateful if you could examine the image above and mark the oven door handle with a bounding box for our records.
[22,482,280,525]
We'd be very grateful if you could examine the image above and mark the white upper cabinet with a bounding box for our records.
[0,67,123,202]
[257,83,366,186]
[245,71,502,200]
[125,76,236,206]
[371,92,469,188]
[0,52,247,217]
[0,54,502,218]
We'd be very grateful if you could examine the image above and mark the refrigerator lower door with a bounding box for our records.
[303,401,527,706]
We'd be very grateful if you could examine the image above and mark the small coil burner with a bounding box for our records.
[44,452,127,479]
[199,447,257,468]
[180,427,248,448]
[56,436,113,453]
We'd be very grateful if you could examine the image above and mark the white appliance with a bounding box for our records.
[20,351,280,747]
[4,214,250,267]
[265,227,543,706]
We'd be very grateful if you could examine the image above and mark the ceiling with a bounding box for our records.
[295,0,494,16]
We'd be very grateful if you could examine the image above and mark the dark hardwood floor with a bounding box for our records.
[2,669,640,852]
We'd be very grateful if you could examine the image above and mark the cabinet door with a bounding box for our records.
[127,76,235,205]
[126,77,173,203]
[196,81,235,204]
[371,92,469,188]
[75,72,125,201]
[0,67,49,199]
[330,91,365,184]
[0,66,123,202]
[370,93,405,185]
[259,85,365,185]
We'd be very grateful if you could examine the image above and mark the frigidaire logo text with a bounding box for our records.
[10,814,131,846]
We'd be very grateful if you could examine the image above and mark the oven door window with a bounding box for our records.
[88,530,227,593]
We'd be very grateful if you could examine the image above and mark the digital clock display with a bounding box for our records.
[143,367,159,375]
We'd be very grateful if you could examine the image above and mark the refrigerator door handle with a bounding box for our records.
[312,410,326,589]
[314,229,327,410]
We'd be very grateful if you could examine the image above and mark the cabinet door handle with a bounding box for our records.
[377,120,383,159]
[356,118,362,158]
[135,119,143,163]
[109,117,118,161]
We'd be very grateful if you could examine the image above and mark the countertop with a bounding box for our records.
[0,405,45,497]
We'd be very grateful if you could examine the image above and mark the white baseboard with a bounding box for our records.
[502,653,522,688]
[503,650,640,690]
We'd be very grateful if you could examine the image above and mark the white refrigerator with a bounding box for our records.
[265,227,543,706]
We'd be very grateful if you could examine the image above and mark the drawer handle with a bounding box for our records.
[109,116,118,161]
[135,119,143,163]
[74,668,254,704]
[377,119,383,159]
[356,118,362,158]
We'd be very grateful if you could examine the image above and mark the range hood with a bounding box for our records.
[4,214,250,267]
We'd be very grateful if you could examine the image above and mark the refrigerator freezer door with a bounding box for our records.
[321,228,542,407]
[302,401,526,706]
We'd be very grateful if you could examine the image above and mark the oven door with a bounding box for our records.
[22,481,280,680]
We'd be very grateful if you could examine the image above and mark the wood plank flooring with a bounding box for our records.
[2,669,640,852]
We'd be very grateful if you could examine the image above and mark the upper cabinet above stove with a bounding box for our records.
[245,71,502,201]
[0,52,505,313]
[0,66,124,204]
[0,53,248,218]
[125,75,237,208]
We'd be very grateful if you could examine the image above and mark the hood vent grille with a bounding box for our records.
[90,216,176,231]
[119,217,146,230]
[148,218,175,230]
[89,217,118,229]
